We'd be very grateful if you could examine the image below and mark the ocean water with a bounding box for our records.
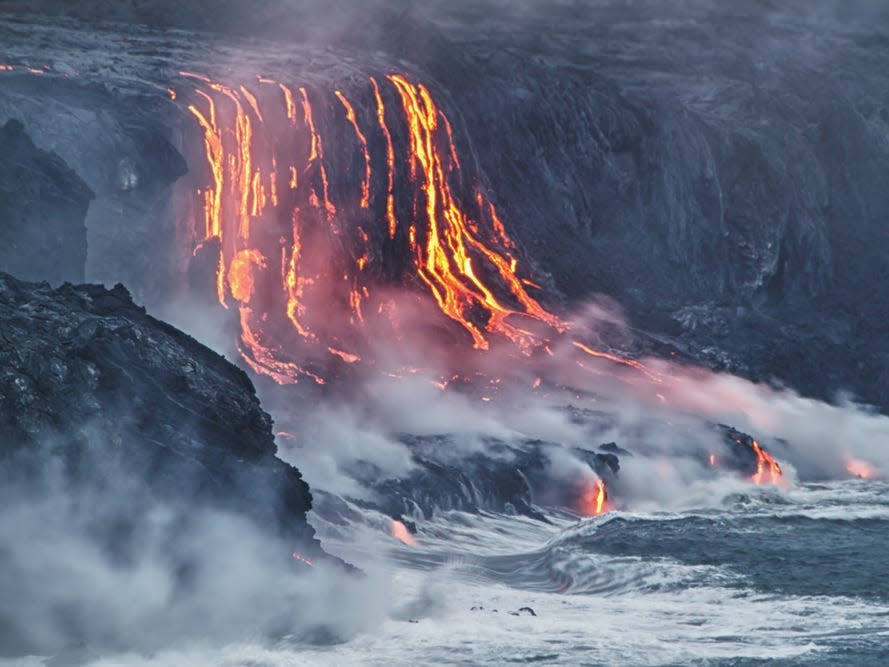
[18,479,882,667]
[309,480,889,666]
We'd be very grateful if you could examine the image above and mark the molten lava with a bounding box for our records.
[177,71,580,385]
[391,519,418,546]
[176,70,664,390]
[577,478,609,516]
[292,551,314,566]
[845,457,877,479]
[750,440,783,485]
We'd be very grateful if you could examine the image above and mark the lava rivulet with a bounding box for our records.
[577,478,609,516]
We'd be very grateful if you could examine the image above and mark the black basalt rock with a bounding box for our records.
[0,271,328,561]
[0,119,92,284]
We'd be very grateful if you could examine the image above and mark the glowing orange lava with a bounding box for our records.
[335,90,372,209]
[292,551,314,566]
[370,76,398,239]
[750,440,783,485]
[175,71,652,387]
[577,478,609,516]
[388,73,565,353]
[391,519,418,546]
[572,341,660,382]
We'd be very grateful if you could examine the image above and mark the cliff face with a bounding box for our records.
[0,119,92,284]
[0,272,326,654]
[408,1,889,409]
[0,75,187,304]
[0,271,319,549]
[2,1,887,409]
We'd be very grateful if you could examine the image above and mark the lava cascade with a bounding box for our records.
[177,72,569,385]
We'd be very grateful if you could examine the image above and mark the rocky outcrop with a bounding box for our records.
[0,271,321,554]
[410,1,889,411]
[0,272,342,654]
[0,119,92,283]
[334,424,772,523]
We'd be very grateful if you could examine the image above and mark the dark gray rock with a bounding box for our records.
[0,271,351,655]
[0,75,187,305]
[0,271,322,555]
[0,119,92,283]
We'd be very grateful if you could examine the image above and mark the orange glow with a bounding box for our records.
[240,85,264,122]
[328,347,361,364]
[175,71,632,387]
[388,74,565,352]
[167,88,177,100]
[750,440,783,485]
[846,457,876,479]
[228,248,266,303]
[391,520,417,546]
[709,453,717,467]
[439,111,461,169]
[285,210,313,340]
[572,341,660,382]
[179,70,211,83]
[334,90,372,208]
[279,83,297,123]
[577,478,609,516]
[292,551,314,566]
[238,307,324,385]
[0,65,14,72]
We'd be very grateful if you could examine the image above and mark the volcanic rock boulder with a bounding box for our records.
[0,119,92,283]
[340,435,621,523]
[0,272,330,654]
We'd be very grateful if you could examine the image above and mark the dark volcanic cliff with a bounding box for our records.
[0,272,327,654]
[2,1,888,410]
[0,118,91,283]
[0,272,320,551]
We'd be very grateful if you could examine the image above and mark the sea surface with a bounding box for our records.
[14,478,882,667]
[311,480,889,666]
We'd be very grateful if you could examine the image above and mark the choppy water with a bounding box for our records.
[306,480,889,666]
[5,481,887,667]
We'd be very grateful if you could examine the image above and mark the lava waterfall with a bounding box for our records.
[175,72,565,385]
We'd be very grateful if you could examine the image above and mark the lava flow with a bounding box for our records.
[750,440,783,485]
[577,478,609,516]
[176,71,575,385]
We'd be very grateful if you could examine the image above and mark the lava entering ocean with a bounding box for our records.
[171,70,788,503]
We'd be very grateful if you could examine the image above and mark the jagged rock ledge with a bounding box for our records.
[0,272,348,652]
[0,271,328,553]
